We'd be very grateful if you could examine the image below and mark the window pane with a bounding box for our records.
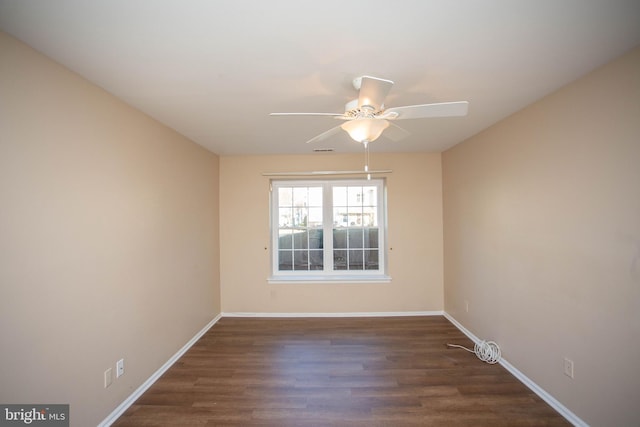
[293,229,308,249]
[362,207,377,227]
[293,187,308,207]
[293,250,308,270]
[364,249,379,270]
[278,229,293,249]
[309,229,323,249]
[348,250,363,269]
[364,228,378,248]
[293,207,307,227]
[362,186,377,206]
[333,250,347,270]
[308,207,322,228]
[333,207,348,228]
[333,186,347,206]
[348,206,362,226]
[279,207,292,227]
[309,250,323,270]
[279,250,292,270]
[308,187,323,207]
[333,229,347,249]
[278,187,293,207]
[348,186,363,205]
[348,228,363,248]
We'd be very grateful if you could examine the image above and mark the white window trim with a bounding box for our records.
[268,179,390,283]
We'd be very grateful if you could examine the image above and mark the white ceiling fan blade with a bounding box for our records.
[358,76,394,110]
[305,125,343,144]
[384,122,411,142]
[270,112,344,117]
[383,101,469,120]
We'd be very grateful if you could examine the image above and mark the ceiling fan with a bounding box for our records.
[270,75,469,146]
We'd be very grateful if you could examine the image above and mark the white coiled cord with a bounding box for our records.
[447,340,501,364]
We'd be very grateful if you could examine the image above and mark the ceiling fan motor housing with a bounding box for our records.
[344,100,382,118]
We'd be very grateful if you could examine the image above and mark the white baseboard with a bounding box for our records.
[98,313,223,427]
[443,312,588,427]
[222,310,444,318]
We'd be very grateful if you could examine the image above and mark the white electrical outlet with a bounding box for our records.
[104,368,113,388]
[563,357,574,378]
[116,359,124,378]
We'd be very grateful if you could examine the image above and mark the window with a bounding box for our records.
[270,179,388,282]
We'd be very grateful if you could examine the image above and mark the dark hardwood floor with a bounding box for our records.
[112,316,570,426]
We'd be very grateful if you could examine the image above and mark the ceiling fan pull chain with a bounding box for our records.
[364,141,371,180]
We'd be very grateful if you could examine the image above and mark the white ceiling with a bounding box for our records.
[1,1,639,155]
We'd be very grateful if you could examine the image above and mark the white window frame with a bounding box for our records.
[268,178,390,283]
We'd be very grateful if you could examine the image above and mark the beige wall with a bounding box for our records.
[0,32,220,426]
[220,152,443,313]
[443,46,640,426]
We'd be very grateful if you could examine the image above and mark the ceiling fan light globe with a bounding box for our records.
[341,119,389,143]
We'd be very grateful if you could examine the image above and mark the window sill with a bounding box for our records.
[267,274,392,284]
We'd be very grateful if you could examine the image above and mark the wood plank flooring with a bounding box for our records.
[112,316,571,426]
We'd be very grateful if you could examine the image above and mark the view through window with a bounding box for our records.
[271,179,386,280]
